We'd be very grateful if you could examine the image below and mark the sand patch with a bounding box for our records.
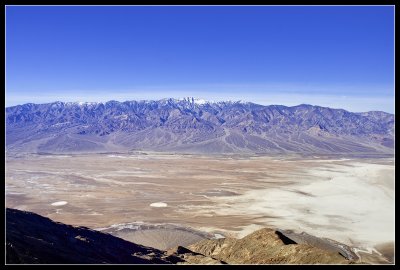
[51,201,68,206]
[103,223,210,250]
[150,202,168,208]
[114,228,206,250]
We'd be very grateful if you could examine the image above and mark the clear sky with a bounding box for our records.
[6,5,394,113]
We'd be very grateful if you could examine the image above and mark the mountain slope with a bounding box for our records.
[6,208,175,264]
[6,98,394,154]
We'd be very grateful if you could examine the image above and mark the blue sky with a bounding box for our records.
[6,6,394,113]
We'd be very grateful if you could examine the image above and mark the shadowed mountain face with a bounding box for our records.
[5,208,175,264]
[6,98,394,154]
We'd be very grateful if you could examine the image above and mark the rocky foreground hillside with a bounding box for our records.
[6,208,356,264]
[5,208,173,264]
[188,229,353,264]
[6,98,394,154]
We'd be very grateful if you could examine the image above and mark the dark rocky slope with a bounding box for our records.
[6,208,176,264]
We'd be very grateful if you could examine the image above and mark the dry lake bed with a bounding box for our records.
[6,152,394,262]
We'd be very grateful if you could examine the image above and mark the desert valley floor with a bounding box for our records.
[6,152,394,263]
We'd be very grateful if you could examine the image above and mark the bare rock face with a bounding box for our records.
[165,246,224,264]
[6,99,394,154]
[188,228,353,264]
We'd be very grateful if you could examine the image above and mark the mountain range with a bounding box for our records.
[5,98,395,154]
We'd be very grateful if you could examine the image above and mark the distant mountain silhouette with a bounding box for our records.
[6,98,394,154]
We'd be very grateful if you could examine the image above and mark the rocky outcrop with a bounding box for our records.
[188,228,354,264]
[165,246,224,264]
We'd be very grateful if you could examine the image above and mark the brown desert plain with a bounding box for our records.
[5,152,394,264]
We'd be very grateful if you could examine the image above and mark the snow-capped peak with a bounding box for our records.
[176,97,210,105]
[193,98,207,105]
[65,101,102,106]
